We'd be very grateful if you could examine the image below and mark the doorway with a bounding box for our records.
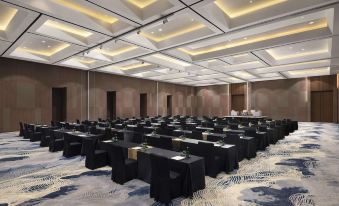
[140,93,147,118]
[167,95,172,116]
[107,91,116,120]
[311,91,333,122]
[52,87,67,122]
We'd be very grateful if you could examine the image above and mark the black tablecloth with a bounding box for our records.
[207,133,257,159]
[146,134,239,173]
[99,140,205,197]
[63,131,101,155]
[137,147,205,197]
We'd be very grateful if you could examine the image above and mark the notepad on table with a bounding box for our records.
[103,140,112,143]
[171,156,185,161]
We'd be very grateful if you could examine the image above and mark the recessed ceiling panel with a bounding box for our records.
[282,67,330,78]
[58,55,111,70]
[98,59,158,75]
[123,8,222,50]
[228,70,257,80]
[11,0,138,36]
[167,10,333,61]
[252,59,331,74]
[192,0,336,32]
[85,40,152,63]
[3,33,86,64]
[28,16,111,47]
[0,1,39,42]
[88,0,185,24]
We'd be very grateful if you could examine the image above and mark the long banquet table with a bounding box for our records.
[99,140,206,197]
[145,133,239,173]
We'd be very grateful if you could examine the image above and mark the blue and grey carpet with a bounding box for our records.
[1,122,339,205]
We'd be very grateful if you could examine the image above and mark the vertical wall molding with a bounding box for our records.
[87,71,90,120]
[156,81,159,116]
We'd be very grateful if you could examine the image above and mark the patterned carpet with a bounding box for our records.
[1,122,339,206]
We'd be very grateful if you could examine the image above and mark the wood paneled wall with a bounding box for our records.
[309,75,338,122]
[194,85,229,117]
[0,58,88,132]
[230,83,246,112]
[0,58,196,132]
[230,83,246,95]
[250,78,309,121]
[1,57,338,132]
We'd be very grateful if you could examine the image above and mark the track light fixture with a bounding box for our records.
[163,18,168,24]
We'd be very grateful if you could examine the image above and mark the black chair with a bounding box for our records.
[40,127,51,147]
[104,127,112,140]
[191,130,203,140]
[150,154,182,205]
[225,134,244,161]
[63,133,82,158]
[244,128,257,137]
[213,127,223,134]
[49,130,64,152]
[19,122,24,137]
[85,138,108,170]
[229,123,238,130]
[197,142,221,178]
[51,121,55,127]
[76,119,80,124]
[159,136,172,150]
[23,123,29,139]
[111,145,137,184]
[29,128,42,142]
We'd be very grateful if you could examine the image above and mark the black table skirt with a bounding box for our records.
[179,141,238,173]
[137,147,205,197]
[207,133,257,160]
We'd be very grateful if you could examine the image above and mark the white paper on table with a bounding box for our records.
[79,134,87,137]
[132,146,142,150]
[221,145,233,148]
[171,156,185,161]
[103,140,112,143]
[214,144,222,147]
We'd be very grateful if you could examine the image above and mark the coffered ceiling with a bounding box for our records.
[1,0,339,86]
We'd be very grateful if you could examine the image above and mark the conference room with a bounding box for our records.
[1,0,339,205]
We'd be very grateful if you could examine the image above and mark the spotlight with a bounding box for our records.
[137,30,141,35]
[99,44,103,49]
[141,61,145,64]
[114,39,119,43]
[163,18,168,24]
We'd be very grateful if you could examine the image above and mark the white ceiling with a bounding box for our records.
[1,0,339,86]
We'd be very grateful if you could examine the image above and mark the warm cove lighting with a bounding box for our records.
[214,0,287,18]
[0,7,18,31]
[152,54,191,67]
[231,70,256,79]
[16,43,70,56]
[54,0,118,24]
[286,67,330,77]
[75,57,96,64]
[140,23,206,42]
[178,19,328,56]
[266,49,329,60]
[127,0,157,8]
[43,20,93,38]
[94,45,138,57]
[117,62,151,70]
